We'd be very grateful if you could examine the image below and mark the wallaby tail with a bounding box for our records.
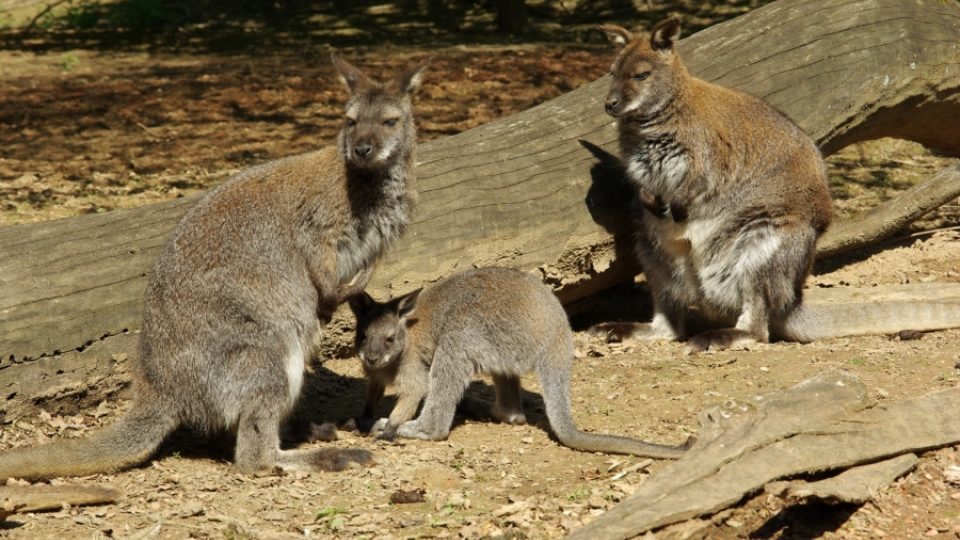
[778,301,960,342]
[537,363,688,459]
[0,397,177,481]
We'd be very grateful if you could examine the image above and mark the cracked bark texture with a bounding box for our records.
[566,372,960,540]
[2,0,960,412]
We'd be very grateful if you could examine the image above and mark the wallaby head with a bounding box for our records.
[598,17,685,119]
[348,288,421,369]
[330,53,430,170]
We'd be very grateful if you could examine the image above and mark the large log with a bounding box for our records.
[2,0,960,411]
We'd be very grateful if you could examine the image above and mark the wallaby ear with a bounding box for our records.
[331,52,374,94]
[348,291,376,319]
[393,288,422,319]
[650,17,681,52]
[399,57,431,96]
[597,24,634,48]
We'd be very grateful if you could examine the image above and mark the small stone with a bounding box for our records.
[446,492,469,509]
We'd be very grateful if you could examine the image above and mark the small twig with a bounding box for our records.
[610,458,653,481]
[874,225,960,249]
[25,0,72,33]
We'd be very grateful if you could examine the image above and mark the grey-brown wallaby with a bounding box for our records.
[348,267,689,459]
[594,18,960,352]
[0,53,429,481]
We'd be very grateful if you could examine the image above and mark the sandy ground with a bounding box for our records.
[2,39,960,539]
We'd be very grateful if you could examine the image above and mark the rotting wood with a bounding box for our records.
[565,371,960,540]
[0,484,120,514]
[2,0,960,407]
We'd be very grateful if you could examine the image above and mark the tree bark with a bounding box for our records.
[2,0,960,408]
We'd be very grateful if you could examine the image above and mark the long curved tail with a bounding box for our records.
[537,364,688,459]
[0,397,177,481]
[778,301,960,342]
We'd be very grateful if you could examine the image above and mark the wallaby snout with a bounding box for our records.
[604,92,622,117]
[354,140,374,159]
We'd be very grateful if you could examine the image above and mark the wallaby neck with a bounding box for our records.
[336,154,417,282]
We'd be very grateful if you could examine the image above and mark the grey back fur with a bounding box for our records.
[349,268,689,459]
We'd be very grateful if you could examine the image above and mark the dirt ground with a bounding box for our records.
[3,9,960,540]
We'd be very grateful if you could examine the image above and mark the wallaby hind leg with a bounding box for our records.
[234,401,284,474]
[688,288,770,352]
[236,398,374,473]
[591,298,686,343]
[492,375,527,425]
[396,344,474,441]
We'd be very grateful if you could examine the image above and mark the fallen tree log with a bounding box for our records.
[566,371,960,540]
[2,0,960,408]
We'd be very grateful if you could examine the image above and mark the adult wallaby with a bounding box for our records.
[594,18,960,351]
[0,54,429,481]
[348,268,689,459]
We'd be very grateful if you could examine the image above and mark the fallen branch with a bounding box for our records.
[567,371,960,540]
[817,164,960,258]
[0,484,119,515]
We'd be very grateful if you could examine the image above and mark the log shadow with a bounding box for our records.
[749,501,860,539]
[153,361,372,462]
[572,139,653,328]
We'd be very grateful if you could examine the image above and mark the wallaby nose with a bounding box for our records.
[355,142,373,158]
[605,97,620,114]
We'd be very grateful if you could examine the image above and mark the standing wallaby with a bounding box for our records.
[348,268,689,459]
[0,54,429,481]
[594,18,960,351]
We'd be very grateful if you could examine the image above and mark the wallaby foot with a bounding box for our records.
[396,420,449,441]
[276,448,375,472]
[493,409,527,425]
[686,328,759,353]
[368,417,394,440]
[590,321,676,343]
[355,416,384,435]
[492,375,527,425]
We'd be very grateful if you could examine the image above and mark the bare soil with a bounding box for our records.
[2,22,960,540]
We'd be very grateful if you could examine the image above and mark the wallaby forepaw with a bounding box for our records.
[312,448,376,471]
[306,421,339,443]
[588,322,631,343]
[590,322,675,343]
[687,329,758,353]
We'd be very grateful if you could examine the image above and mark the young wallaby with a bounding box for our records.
[348,267,689,459]
[0,54,429,481]
[594,18,960,351]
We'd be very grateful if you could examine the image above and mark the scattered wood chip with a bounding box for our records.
[610,459,653,481]
[0,484,120,513]
[895,330,925,341]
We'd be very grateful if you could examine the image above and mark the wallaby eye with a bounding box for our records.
[634,72,650,82]
[385,335,395,345]
[345,117,357,127]
[383,118,399,128]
